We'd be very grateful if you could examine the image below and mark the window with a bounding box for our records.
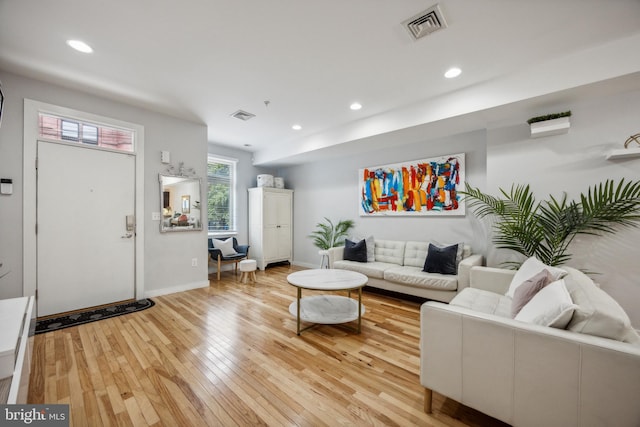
[82,124,98,144]
[39,113,134,152]
[61,120,79,141]
[207,156,237,233]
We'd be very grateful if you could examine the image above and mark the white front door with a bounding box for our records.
[36,141,136,316]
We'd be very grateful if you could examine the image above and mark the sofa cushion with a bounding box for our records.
[333,260,396,280]
[374,240,405,265]
[344,239,367,262]
[514,279,576,329]
[450,288,512,318]
[563,267,640,344]
[384,266,458,291]
[423,243,458,275]
[511,269,555,318]
[506,256,567,298]
[403,241,431,268]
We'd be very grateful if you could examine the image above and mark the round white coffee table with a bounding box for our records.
[287,269,368,335]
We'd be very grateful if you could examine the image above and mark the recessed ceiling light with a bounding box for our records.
[66,39,93,53]
[350,102,362,111]
[292,124,302,130]
[444,67,461,79]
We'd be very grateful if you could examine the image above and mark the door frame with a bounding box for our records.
[22,99,145,311]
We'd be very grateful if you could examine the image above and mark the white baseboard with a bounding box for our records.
[144,280,209,298]
[291,261,317,269]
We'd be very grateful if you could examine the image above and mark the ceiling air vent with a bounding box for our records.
[403,4,448,41]
[230,110,255,121]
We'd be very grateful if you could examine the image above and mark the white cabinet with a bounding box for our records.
[248,187,293,270]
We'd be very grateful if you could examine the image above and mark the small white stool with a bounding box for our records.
[239,259,257,283]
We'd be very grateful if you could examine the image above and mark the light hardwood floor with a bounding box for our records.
[28,265,508,427]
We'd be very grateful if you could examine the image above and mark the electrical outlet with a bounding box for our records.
[191,258,198,267]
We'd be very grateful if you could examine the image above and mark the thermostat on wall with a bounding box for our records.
[0,178,12,195]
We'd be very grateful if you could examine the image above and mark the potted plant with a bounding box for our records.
[527,110,571,138]
[309,217,355,250]
[462,179,640,267]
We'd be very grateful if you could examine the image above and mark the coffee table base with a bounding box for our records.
[289,294,365,335]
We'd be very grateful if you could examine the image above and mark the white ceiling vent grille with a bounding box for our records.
[230,110,255,121]
[403,4,448,40]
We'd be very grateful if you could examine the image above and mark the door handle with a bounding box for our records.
[121,233,133,239]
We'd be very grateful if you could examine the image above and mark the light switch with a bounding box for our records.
[152,212,161,221]
[161,151,170,164]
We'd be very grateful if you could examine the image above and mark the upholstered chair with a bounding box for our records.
[208,237,250,280]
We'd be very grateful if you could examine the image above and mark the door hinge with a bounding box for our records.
[35,157,38,170]
[35,223,38,234]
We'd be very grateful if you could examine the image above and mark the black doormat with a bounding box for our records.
[35,298,155,334]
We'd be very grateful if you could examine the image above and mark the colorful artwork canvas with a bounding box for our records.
[359,153,465,216]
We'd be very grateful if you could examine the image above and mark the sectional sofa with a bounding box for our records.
[327,239,483,302]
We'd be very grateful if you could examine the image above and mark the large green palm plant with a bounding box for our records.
[463,179,640,267]
[309,218,355,250]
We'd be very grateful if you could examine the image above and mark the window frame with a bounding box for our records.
[207,155,238,236]
[39,113,134,153]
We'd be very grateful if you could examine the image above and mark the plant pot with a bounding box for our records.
[529,116,570,138]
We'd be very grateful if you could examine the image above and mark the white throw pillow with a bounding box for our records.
[515,279,577,328]
[563,267,640,343]
[212,238,237,256]
[506,256,567,298]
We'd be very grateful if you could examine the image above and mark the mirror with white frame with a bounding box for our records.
[159,174,202,232]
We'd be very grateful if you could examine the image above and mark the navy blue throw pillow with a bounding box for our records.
[344,239,368,263]
[423,243,458,275]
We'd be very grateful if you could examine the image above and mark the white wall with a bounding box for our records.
[487,88,640,326]
[0,70,208,299]
[281,129,487,270]
[144,111,208,294]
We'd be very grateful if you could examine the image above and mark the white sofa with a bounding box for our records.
[420,265,640,427]
[327,239,483,302]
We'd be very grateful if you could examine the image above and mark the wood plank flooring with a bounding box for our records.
[28,265,509,426]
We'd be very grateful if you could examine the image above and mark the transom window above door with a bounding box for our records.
[38,113,134,152]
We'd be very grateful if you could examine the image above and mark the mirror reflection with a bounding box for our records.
[160,174,202,232]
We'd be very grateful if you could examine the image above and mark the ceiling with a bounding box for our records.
[2,1,640,166]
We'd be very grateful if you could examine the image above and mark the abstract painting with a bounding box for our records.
[359,153,465,216]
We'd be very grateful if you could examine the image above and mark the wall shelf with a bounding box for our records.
[529,116,570,138]
[606,147,640,160]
